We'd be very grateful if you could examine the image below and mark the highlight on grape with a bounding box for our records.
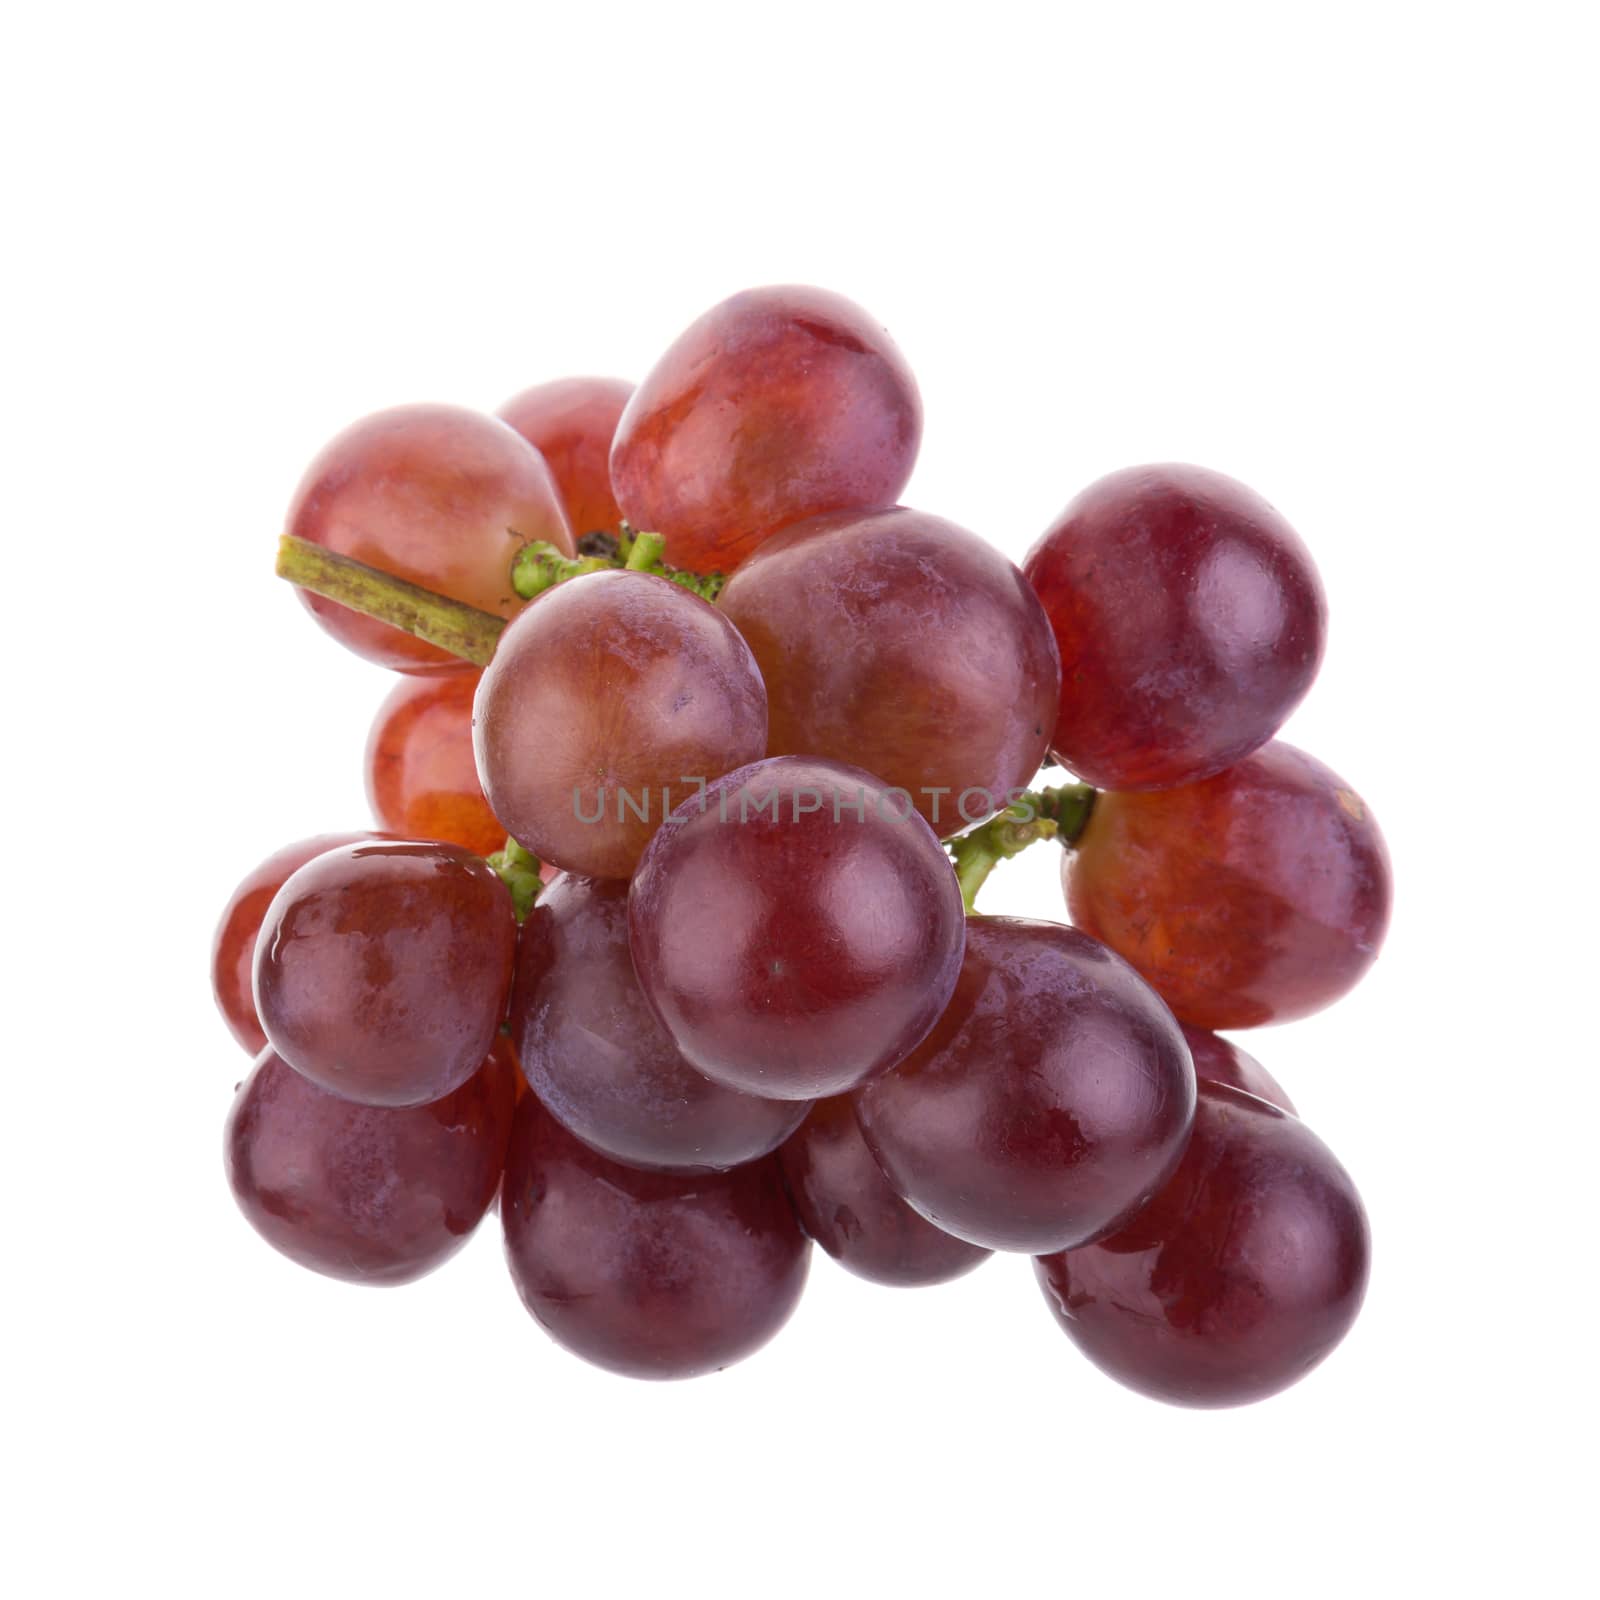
[216,283,1392,1407]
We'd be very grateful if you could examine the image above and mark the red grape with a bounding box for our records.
[500,1035,530,1105]
[854,917,1195,1254]
[473,570,768,879]
[1065,741,1392,1029]
[778,1097,990,1287]
[610,286,922,574]
[1023,464,1326,790]
[497,376,633,539]
[286,403,574,672]
[1035,1082,1369,1407]
[1181,1023,1296,1115]
[225,1041,517,1286]
[254,840,516,1107]
[211,831,386,1055]
[510,873,808,1172]
[628,757,967,1100]
[719,507,1061,835]
[364,670,507,857]
[501,1096,810,1379]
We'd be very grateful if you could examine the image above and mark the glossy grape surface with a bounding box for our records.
[1065,741,1392,1029]
[629,757,967,1100]
[254,840,517,1107]
[1035,1082,1368,1407]
[497,376,633,539]
[1181,1023,1296,1115]
[855,917,1195,1254]
[474,570,768,879]
[287,403,573,672]
[364,671,506,857]
[510,874,808,1172]
[779,1097,990,1287]
[501,1097,810,1379]
[610,286,922,574]
[211,832,383,1055]
[720,507,1060,834]
[1024,464,1326,790]
[225,1042,517,1285]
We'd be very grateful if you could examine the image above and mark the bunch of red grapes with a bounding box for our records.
[214,286,1391,1408]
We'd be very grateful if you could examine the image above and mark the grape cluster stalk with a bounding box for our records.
[214,288,1391,1406]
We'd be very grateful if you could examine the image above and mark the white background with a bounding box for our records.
[5,3,1595,1595]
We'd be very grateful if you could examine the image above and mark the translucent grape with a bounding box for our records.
[225,1042,516,1286]
[473,570,768,879]
[497,376,633,540]
[1023,464,1325,790]
[211,832,385,1055]
[1065,741,1392,1028]
[628,757,966,1100]
[778,1096,989,1287]
[720,506,1060,835]
[1035,1082,1369,1407]
[610,286,921,574]
[254,840,516,1107]
[501,1097,809,1379]
[509,873,808,1172]
[1181,1023,1296,1114]
[854,917,1195,1254]
[286,403,573,672]
[364,671,507,856]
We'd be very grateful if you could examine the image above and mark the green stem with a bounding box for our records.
[946,782,1097,913]
[485,838,542,923]
[279,525,729,663]
[510,541,615,599]
[624,530,666,570]
[511,533,725,603]
[1043,781,1097,846]
[276,535,507,665]
[670,566,728,604]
